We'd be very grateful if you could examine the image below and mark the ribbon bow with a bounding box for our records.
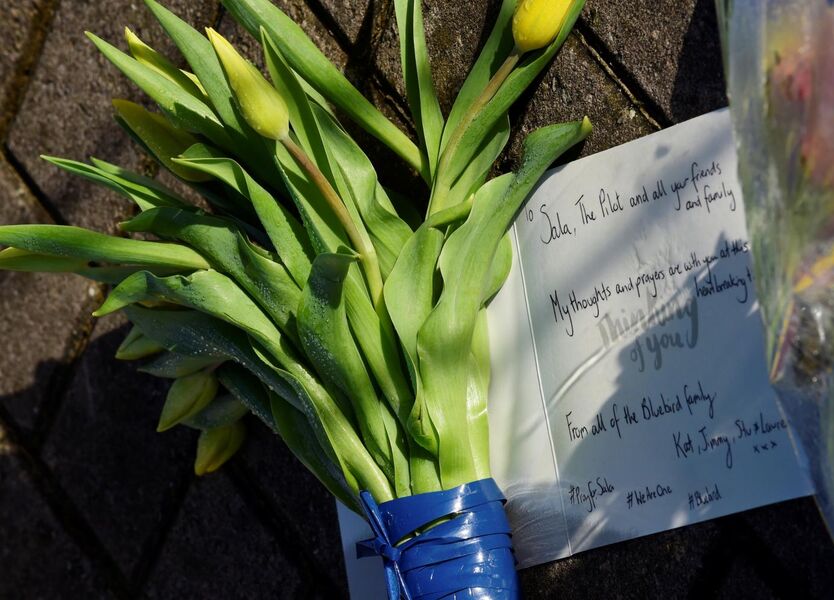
[357,490,412,600]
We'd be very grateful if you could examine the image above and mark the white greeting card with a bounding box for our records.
[338,109,813,597]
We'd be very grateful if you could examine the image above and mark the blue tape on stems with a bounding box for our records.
[357,478,519,600]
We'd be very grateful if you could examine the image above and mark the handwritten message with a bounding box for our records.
[511,109,810,551]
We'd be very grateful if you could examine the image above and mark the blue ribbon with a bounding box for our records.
[357,478,519,600]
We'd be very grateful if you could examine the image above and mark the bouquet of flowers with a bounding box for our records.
[0,0,591,595]
[719,0,834,535]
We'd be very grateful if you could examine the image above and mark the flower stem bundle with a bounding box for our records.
[0,0,589,529]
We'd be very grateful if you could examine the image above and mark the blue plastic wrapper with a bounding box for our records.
[356,478,519,600]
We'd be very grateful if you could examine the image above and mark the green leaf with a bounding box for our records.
[142,0,280,188]
[0,224,210,270]
[444,1,586,185]
[298,253,409,494]
[274,138,349,256]
[393,0,444,177]
[254,344,394,501]
[144,0,241,132]
[95,270,295,368]
[221,0,429,180]
[116,325,166,360]
[122,208,302,346]
[447,115,510,209]
[343,275,414,432]
[174,145,314,287]
[260,38,385,288]
[383,224,445,455]
[313,105,414,278]
[260,30,335,180]
[483,232,513,305]
[125,306,302,418]
[0,247,183,284]
[183,393,249,431]
[388,231,444,450]
[139,351,218,379]
[86,32,230,146]
[43,155,189,211]
[467,310,491,478]
[125,303,392,502]
[0,247,87,273]
[441,0,516,153]
[416,119,592,488]
[216,362,275,432]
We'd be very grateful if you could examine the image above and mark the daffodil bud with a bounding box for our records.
[115,326,165,360]
[194,421,246,475]
[157,370,219,432]
[512,0,573,54]
[112,99,211,182]
[206,27,289,141]
[124,27,206,99]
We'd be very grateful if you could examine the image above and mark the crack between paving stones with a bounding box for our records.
[302,0,413,129]
[130,469,196,591]
[2,145,69,226]
[29,284,104,451]
[0,148,104,451]
[0,415,136,599]
[211,1,226,30]
[226,463,348,600]
[574,19,668,131]
[0,0,61,144]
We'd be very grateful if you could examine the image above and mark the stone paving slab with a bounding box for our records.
[374,0,500,116]
[316,0,370,47]
[234,419,349,593]
[275,0,350,68]
[144,471,308,599]
[580,0,727,124]
[0,158,94,434]
[7,0,218,232]
[740,498,834,598]
[502,32,656,169]
[219,0,349,73]
[716,558,778,599]
[0,425,109,598]
[520,518,721,598]
[41,313,196,581]
[0,0,48,135]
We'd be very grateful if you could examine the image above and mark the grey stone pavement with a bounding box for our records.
[0,0,832,598]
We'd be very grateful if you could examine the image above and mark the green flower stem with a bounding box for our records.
[280,136,384,306]
[428,48,522,216]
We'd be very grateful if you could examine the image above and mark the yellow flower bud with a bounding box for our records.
[124,27,206,98]
[112,99,211,182]
[157,370,219,432]
[194,421,246,475]
[512,0,573,53]
[205,27,289,141]
[115,326,165,360]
